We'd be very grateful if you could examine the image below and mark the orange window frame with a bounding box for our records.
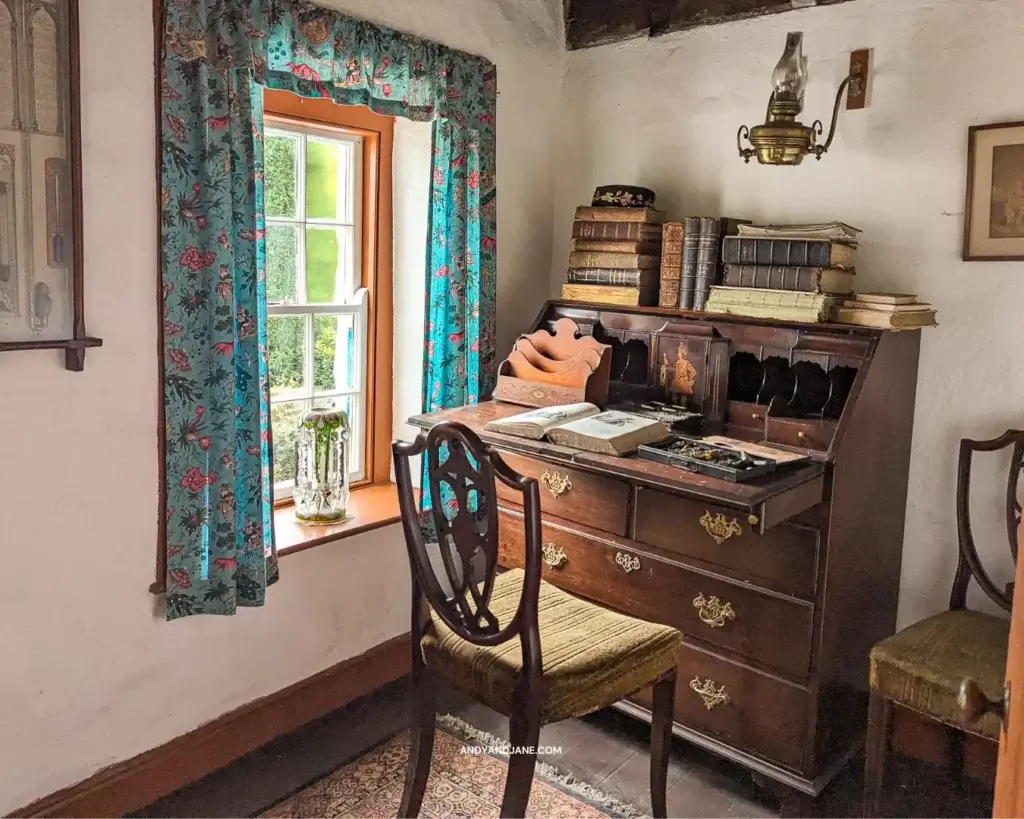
[263,89,395,495]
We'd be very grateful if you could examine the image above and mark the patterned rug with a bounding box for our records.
[262,715,644,818]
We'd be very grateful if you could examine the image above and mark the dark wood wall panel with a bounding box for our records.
[565,0,858,50]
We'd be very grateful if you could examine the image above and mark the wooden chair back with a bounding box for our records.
[952,430,1024,612]
[393,422,544,671]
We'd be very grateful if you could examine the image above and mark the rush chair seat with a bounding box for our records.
[393,422,682,818]
[862,431,1023,817]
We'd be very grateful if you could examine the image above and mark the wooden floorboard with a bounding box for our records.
[137,681,994,818]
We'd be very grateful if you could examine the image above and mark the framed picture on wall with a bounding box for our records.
[964,120,1024,262]
[0,0,100,369]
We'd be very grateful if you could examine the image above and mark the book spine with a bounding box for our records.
[659,221,685,308]
[679,217,702,310]
[707,287,827,310]
[561,283,658,307]
[567,268,658,287]
[574,239,662,254]
[568,251,659,270]
[722,264,825,292]
[572,220,660,240]
[574,207,665,224]
[705,302,834,323]
[722,237,837,268]
[694,217,723,310]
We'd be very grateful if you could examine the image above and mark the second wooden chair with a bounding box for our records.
[862,431,1023,816]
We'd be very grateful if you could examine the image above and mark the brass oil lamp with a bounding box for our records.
[738,32,860,166]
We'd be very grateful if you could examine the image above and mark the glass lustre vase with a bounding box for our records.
[293,407,351,525]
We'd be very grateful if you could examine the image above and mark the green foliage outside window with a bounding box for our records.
[266,136,346,395]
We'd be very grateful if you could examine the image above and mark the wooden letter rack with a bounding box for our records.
[494,317,612,408]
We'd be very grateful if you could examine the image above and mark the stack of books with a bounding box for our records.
[704,222,860,323]
[659,217,749,311]
[835,293,937,330]
[562,205,665,307]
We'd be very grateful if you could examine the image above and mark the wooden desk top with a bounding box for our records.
[408,402,825,512]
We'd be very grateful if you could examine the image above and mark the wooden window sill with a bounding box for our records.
[276,483,403,557]
[150,484,403,595]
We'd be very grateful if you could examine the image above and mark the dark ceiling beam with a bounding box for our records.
[565,0,858,50]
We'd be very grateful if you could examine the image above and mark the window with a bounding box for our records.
[264,91,394,500]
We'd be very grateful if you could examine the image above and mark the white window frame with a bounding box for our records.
[265,121,370,499]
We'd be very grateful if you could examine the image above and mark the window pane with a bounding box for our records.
[271,399,306,486]
[306,225,354,303]
[313,314,359,393]
[266,224,299,305]
[264,133,298,219]
[306,138,353,223]
[268,314,306,394]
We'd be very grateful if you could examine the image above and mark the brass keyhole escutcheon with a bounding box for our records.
[615,552,641,573]
[540,470,572,498]
[700,511,743,545]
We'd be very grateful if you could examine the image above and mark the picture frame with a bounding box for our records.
[0,0,100,369]
[963,120,1024,262]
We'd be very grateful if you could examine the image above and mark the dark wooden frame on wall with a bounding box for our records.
[0,0,102,370]
[963,120,1024,262]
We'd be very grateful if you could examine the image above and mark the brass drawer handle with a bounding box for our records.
[699,511,743,545]
[541,543,568,569]
[690,677,731,711]
[540,470,573,498]
[693,594,736,629]
[615,551,641,573]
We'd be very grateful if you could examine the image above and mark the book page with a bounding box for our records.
[484,403,600,439]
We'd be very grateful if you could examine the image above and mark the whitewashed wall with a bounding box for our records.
[0,0,564,812]
[549,0,1024,629]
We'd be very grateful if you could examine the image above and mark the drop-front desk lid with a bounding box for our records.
[407,402,825,533]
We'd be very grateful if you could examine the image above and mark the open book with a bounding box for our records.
[484,403,670,456]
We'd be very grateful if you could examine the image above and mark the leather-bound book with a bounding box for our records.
[693,218,750,310]
[567,268,660,287]
[574,206,666,224]
[693,217,723,311]
[572,221,663,241]
[659,222,685,308]
[561,283,659,307]
[678,217,702,309]
[568,251,660,270]
[723,264,855,294]
[574,239,662,254]
[722,237,856,269]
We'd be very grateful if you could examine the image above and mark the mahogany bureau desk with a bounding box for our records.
[409,300,922,815]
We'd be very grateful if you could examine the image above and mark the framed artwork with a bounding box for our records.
[0,0,100,369]
[964,120,1024,262]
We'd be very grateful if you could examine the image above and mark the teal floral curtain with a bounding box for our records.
[159,0,497,619]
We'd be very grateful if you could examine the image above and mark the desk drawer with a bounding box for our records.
[634,489,818,599]
[498,511,814,681]
[632,643,810,773]
[494,452,629,537]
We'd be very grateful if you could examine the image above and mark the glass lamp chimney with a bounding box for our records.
[772,32,808,106]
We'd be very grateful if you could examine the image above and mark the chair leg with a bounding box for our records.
[399,669,437,818]
[862,692,893,818]
[947,728,966,795]
[650,670,676,819]
[500,701,542,818]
